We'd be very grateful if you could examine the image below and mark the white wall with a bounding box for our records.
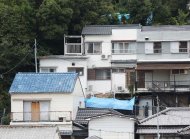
[11,79,84,122]
[112,73,126,91]
[72,78,85,119]
[88,116,135,139]
[87,80,111,94]
[85,29,138,68]
[40,58,88,92]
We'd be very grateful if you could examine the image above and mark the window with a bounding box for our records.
[153,42,162,53]
[112,42,134,54]
[112,68,125,73]
[95,69,111,80]
[85,42,102,54]
[171,41,188,53]
[87,69,111,80]
[40,67,56,73]
[23,101,49,122]
[171,69,188,74]
[179,41,188,53]
[68,67,84,76]
[66,44,81,53]
[145,42,162,54]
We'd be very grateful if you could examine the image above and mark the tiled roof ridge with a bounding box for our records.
[178,125,190,133]
[139,107,190,124]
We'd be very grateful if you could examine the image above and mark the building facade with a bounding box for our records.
[39,25,190,118]
[9,72,85,135]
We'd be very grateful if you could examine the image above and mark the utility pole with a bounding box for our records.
[34,39,38,73]
[156,95,160,139]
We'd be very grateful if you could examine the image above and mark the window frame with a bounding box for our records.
[112,42,134,54]
[40,67,56,73]
[87,69,111,80]
[95,69,111,80]
[171,69,187,75]
[68,67,84,76]
[179,41,188,53]
[153,42,162,54]
[65,44,82,54]
[85,42,102,54]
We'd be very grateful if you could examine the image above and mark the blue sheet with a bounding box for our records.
[85,97,135,110]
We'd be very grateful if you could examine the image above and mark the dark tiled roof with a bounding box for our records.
[74,108,122,125]
[85,136,102,139]
[139,107,190,126]
[82,24,141,35]
[178,125,190,135]
[142,25,190,31]
[137,126,184,134]
[9,72,78,93]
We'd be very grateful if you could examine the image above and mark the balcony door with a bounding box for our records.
[23,101,49,122]
[31,101,40,122]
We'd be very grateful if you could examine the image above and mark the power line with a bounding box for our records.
[0,48,34,77]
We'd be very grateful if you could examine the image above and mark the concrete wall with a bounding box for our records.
[88,116,135,139]
[40,58,88,92]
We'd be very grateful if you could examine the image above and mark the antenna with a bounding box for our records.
[34,39,38,73]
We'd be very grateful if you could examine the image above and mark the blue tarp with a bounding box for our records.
[85,97,135,110]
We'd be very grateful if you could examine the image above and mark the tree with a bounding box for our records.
[0,0,35,115]
[68,0,115,34]
[127,0,152,25]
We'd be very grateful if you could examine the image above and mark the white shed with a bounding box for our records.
[87,113,135,139]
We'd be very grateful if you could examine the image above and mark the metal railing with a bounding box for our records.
[137,80,190,92]
[11,111,72,122]
[66,43,82,54]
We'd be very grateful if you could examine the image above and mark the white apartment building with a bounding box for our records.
[40,25,141,95]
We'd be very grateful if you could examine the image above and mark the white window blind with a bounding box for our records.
[145,43,153,54]
[170,42,179,53]
[23,101,31,121]
[40,101,49,121]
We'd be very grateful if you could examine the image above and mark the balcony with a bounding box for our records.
[137,81,190,93]
[11,111,72,125]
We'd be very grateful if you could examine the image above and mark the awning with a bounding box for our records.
[136,63,190,70]
[111,60,137,68]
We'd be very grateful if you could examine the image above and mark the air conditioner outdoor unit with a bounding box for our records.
[101,54,108,60]
[59,117,66,122]
[88,85,93,91]
[117,86,123,91]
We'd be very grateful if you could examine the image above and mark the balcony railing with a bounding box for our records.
[137,81,190,92]
[11,111,72,122]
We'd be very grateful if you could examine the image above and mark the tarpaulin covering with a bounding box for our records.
[85,97,135,110]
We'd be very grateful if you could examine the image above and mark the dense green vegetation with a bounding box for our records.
[0,0,189,123]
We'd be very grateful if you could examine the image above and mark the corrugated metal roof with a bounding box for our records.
[137,126,183,134]
[139,107,190,126]
[82,24,141,35]
[74,108,121,125]
[142,25,190,31]
[0,125,60,139]
[9,72,78,94]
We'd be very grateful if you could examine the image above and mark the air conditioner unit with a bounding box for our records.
[88,85,93,91]
[59,117,66,122]
[101,54,108,60]
[117,86,123,91]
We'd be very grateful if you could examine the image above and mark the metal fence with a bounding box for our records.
[11,111,72,122]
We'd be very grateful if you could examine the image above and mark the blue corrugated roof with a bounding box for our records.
[9,72,78,94]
